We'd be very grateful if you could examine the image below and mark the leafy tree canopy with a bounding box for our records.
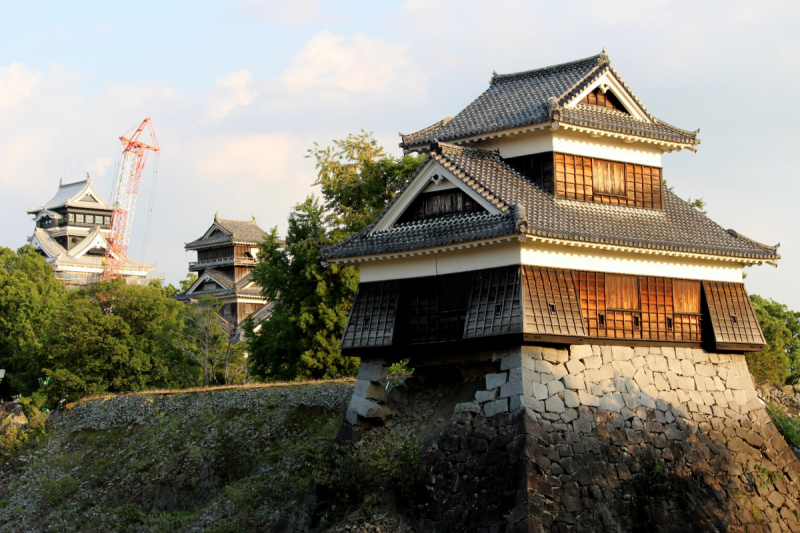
[248,132,423,381]
[749,294,800,384]
[0,246,65,396]
[180,272,198,293]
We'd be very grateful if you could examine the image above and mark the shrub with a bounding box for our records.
[767,403,800,448]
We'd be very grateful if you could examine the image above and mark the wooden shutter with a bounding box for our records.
[605,275,639,310]
[593,160,626,197]
[463,266,522,338]
[702,281,766,350]
[341,280,400,349]
[673,280,701,314]
[521,266,586,337]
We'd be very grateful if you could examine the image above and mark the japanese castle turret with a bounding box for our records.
[177,214,273,336]
[318,52,798,533]
[323,50,777,357]
[27,177,156,287]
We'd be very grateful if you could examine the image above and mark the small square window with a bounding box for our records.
[633,315,640,329]
[69,213,75,222]
[104,216,111,225]
[495,304,502,317]
[548,303,557,315]
[76,214,84,223]
[598,313,605,328]
[667,317,673,331]
[362,317,371,328]
[86,215,94,224]
[731,315,738,325]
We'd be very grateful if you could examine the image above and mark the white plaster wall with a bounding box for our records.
[521,240,743,282]
[358,240,521,282]
[467,128,663,167]
[356,239,744,283]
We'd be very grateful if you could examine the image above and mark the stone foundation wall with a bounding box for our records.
[342,345,800,532]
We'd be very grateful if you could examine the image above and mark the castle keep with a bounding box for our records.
[319,51,800,532]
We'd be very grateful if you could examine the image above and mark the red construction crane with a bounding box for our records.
[101,118,160,281]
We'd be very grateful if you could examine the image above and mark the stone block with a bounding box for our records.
[654,374,670,391]
[562,408,578,423]
[650,356,668,372]
[625,379,640,395]
[598,365,615,381]
[680,359,696,377]
[545,395,565,413]
[500,378,524,399]
[354,379,388,401]
[634,367,653,388]
[566,358,585,375]
[570,344,593,360]
[562,374,585,391]
[528,399,545,413]
[357,360,387,382]
[536,360,554,375]
[552,363,568,380]
[692,348,709,363]
[631,356,646,370]
[634,347,650,357]
[349,395,390,419]
[668,357,682,375]
[696,364,716,377]
[486,372,508,390]
[483,398,509,417]
[599,392,624,412]
[611,345,634,360]
[614,360,636,379]
[509,395,526,411]
[547,380,565,395]
[531,382,548,400]
[579,390,600,406]
[713,377,726,392]
[583,356,603,369]
[622,393,639,409]
[727,374,752,390]
[564,389,580,408]
[455,402,480,413]
[584,368,600,383]
[475,390,497,404]
[695,375,707,392]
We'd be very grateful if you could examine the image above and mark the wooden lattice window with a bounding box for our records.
[463,266,522,338]
[398,272,471,343]
[605,275,639,310]
[341,281,400,349]
[673,280,701,315]
[592,160,626,197]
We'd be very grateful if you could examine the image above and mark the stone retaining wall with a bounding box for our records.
[344,345,800,532]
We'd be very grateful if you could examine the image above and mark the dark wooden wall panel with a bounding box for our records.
[703,281,765,346]
[397,273,472,344]
[580,87,628,112]
[341,280,400,349]
[522,266,586,336]
[554,154,663,210]
[463,266,523,338]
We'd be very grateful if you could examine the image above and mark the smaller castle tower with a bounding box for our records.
[176,214,275,335]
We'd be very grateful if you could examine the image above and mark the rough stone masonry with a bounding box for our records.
[343,345,800,532]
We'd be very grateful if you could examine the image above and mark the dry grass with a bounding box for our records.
[70,377,357,408]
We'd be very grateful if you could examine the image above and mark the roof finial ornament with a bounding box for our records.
[86,172,91,183]
[251,215,256,223]
[59,178,63,186]
[598,47,611,67]
[490,70,498,85]
[214,211,219,221]
[547,96,562,121]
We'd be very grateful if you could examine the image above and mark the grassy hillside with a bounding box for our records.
[0,382,354,533]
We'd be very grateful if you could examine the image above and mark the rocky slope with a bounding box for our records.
[0,383,355,533]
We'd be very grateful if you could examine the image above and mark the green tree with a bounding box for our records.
[308,130,425,240]
[149,278,178,298]
[180,273,198,293]
[166,295,240,386]
[0,246,65,397]
[749,295,800,384]
[247,197,360,380]
[42,279,195,402]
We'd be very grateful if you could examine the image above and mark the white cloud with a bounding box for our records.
[0,62,45,109]
[280,31,429,105]
[235,0,321,24]
[207,70,258,120]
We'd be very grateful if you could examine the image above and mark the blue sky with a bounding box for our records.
[1,0,798,308]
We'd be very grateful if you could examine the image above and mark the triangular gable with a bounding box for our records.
[564,70,650,122]
[201,223,231,241]
[79,194,99,203]
[370,159,503,234]
[29,229,66,258]
[66,180,109,208]
[69,229,108,258]
[185,272,225,295]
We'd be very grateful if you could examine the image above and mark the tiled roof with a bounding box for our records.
[175,269,264,300]
[27,179,112,214]
[321,143,778,262]
[29,228,154,271]
[185,216,270,250]
[400,52,699,150]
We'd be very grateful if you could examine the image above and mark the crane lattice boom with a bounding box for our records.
[101,118,159,281]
